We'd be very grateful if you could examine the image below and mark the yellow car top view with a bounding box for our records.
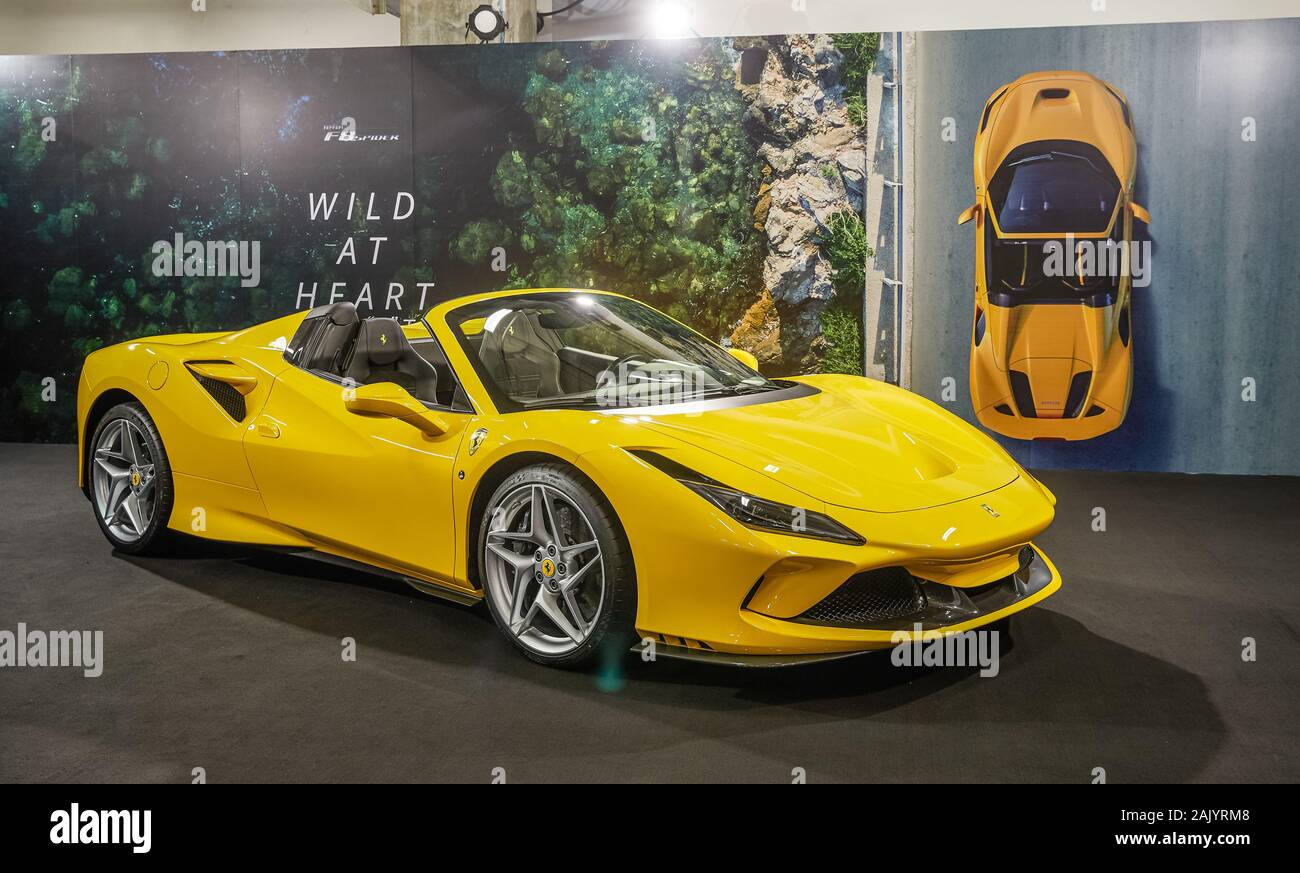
[78,289,1061,667]
[959,71,1150,440]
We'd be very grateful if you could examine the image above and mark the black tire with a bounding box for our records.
[87,401,175,555]
[477,463,636,669]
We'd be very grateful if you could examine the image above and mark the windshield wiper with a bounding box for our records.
[663,381,779,399]
[521,396,603,410]
[522,382,778,412]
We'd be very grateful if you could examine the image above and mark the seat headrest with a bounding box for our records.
[495,311,545,354]
[356,318,406,366]
[326,301,359,326]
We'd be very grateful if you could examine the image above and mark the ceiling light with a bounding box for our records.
[648,1,693,39]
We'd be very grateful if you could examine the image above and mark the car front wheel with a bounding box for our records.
[478,463,636,668]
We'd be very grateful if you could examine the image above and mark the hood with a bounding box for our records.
[629,376,1020,513]
[988,300,1116,369]
[991,302,1116,419]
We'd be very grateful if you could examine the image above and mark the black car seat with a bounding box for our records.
[344,317,438,404]
[301,301,359,375]
[477,310,562,399]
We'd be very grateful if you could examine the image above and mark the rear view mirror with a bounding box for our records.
[344,382,448,437]
[957,202,981,225]
[728,347,760,371]
[1128,201,1151,224]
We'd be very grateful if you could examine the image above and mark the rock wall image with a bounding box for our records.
[733,34,872,374]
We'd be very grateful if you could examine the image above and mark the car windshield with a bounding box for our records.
[988,139,1120,234]
[985,229,1122,305]
[446,292,776,412]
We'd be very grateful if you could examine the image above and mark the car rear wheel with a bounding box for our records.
[88,402,174,555]
[478,463,636,668]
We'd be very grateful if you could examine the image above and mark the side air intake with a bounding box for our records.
[189,369,247,421]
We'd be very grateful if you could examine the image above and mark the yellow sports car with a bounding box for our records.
[959,71,1150,440]
[78,289,1061,667]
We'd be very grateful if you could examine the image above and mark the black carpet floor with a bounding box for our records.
[1,443,1296,783]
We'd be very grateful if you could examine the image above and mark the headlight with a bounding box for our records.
[682,481,865,545]
[631,450,865,545]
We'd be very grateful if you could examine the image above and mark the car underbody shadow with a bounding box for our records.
[113,542,1226,781]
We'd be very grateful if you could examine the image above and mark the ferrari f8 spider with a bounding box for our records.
[79,289,1061,667]
[960,71,1150,440]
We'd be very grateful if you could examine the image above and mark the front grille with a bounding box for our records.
[797,567,926,627]
[193,374,247,421]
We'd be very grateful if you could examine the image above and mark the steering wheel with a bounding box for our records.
[597,354,648,389]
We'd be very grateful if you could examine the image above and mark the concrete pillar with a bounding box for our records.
[401,0,538,45]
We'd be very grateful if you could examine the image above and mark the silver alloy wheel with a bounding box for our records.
[92,418,157,545]
[484,483,605,657]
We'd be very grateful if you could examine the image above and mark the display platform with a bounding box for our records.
[2,443,1294,783]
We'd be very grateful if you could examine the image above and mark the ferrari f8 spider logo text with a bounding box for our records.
[981,503,1000,518]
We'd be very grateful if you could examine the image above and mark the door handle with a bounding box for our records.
[254,418,281,439]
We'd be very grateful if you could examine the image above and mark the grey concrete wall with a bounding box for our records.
[911,18,1300,475]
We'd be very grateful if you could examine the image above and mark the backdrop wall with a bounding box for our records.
[3,19,1297,478]
[0,35,879,442]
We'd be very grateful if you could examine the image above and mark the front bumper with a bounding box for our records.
[974,399,1124,441]
[579,447,1062,659]
[735,543,1060,654]
[637,545,1059,666]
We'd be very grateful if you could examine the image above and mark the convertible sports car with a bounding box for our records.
[78,288,1061,667]
[959,70,1150,440]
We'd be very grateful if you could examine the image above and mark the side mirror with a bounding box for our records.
[728,347,760,371]
[1128,201,1151,224]
[344,382,448,437]
[957,202,981,225]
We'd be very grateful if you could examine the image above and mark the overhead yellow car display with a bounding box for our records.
[78,289,1060,667]
[959,71,1150,440]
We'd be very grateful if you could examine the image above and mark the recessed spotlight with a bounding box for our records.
[466,4,508,42]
